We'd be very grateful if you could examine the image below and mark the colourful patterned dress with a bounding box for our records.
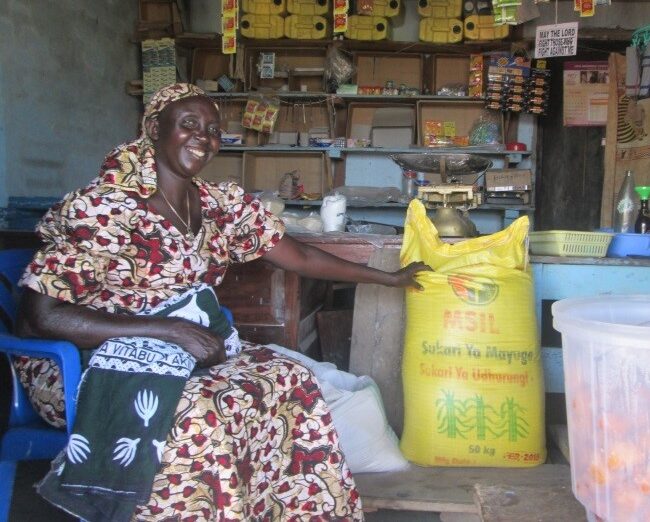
[16,171,363,520]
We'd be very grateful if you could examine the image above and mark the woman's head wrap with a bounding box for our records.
[98,83,220,197]
[142,83,219,134]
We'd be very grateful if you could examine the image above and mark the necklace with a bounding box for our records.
[158,186,194,242]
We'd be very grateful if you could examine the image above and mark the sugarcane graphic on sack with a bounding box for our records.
[436,390,529,442]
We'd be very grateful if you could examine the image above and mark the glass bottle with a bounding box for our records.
[613,170,638,233]
[634,186,650,234]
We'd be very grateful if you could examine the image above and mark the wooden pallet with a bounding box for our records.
[355,464,587,521]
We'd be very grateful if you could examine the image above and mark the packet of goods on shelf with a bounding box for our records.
[261,98,280,134]
[221,0,238,54]
[437,83,468,97]
[469,111,502,145]
[242,97,261,129]
[243,96,280,134]
[468,54,484,98]
[333,0,348,34]
[325,44,355,90]
[250,100,268,131]
[425,135,467,147]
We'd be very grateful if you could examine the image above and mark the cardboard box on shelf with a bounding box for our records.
[221,133,243,145]
[191,48,232,84]
[200,153,243,185]
[354,53,423,92]
[139,1,183,34]
[425,55,471,95]
[347,103,416,146]
[485,169,532,192]
[268,131,298,145]
[370,106,414,148]
[268,104,330,135]
[242,151,329,196]
[245,47,326,92]
[417,100,490,146]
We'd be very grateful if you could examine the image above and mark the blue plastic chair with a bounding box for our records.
[0,249,81,521]
[0,248,234,520]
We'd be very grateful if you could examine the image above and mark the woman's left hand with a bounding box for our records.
[389,261,432,290]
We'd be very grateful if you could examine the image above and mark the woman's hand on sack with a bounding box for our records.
[168,318,226,367]
[389,261,432,290]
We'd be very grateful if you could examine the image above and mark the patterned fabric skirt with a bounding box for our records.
[14,343,364,521]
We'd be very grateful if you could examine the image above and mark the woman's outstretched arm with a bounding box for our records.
[262,234,430,288]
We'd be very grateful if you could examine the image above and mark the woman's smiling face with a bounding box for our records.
[151,96,221,179]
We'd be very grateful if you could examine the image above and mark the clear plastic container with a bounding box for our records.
[552,295,650,522]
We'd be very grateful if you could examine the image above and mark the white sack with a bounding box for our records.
[266,344,409,473]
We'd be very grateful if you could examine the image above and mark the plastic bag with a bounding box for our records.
[437,83,469,97]
[325,45,355,93]
[469,111,503,146]
[266,344,410,473]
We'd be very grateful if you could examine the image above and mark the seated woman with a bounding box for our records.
[15,83,428,521]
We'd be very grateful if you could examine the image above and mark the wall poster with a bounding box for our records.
[563,61,609,126]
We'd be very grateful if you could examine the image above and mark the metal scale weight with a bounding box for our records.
[390,153,492,238]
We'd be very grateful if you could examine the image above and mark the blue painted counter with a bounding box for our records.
[531,255,650,393]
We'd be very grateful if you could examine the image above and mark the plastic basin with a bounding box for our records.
[607,233,650,258]
[552,295,650,521]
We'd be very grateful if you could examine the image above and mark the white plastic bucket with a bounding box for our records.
[552,295,650,522]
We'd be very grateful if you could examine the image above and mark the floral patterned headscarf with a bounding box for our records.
[98,83,220,198]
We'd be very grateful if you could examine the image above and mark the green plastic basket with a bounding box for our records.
[529,230,613,257]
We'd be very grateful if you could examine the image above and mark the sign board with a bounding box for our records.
[535,22,578,58]
[563,61,609,126]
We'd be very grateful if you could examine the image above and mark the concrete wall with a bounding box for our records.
[0,1,141,205]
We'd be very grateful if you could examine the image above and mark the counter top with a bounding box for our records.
[3,228,649,267]
[293,232,650,267]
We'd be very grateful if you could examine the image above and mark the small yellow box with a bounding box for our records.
[240,14,285,39]
[345,15,389,40]
[287,0,329,15]
[284,15,328,39]
[419,17,463,43]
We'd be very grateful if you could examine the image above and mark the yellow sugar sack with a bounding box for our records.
[400,200,545,467]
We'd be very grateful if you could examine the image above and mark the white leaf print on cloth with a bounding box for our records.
[168,294,209,326]
[135,389,159,427]
[152,439,165,463]
[113,437,141,467]
[67,434,91,464]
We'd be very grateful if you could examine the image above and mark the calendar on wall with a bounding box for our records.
[563,61,609,126]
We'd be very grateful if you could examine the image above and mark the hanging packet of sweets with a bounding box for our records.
[333,0,349,33]
[250,99,269,132]
[242,97,261,129]
[261,98,280,134]
[221,0,237,54]
[580,0,594,16]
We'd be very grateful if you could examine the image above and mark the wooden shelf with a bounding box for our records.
[221,145,532,157]
[282,199,533,212]
[354,464,586,519]
[207,91,488,103]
